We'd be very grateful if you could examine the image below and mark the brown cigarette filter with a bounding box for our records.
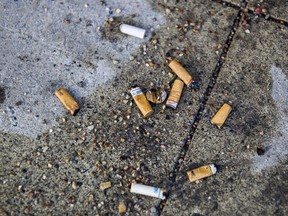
[187,164,217,183]
[118,203,127,213]
[131,87,153,118]
[168,59,193,87]
[211,103,232,127]
[166,79,184,109]
[55,87,80,115]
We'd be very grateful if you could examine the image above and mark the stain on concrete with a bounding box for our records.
[0,87,5,103]
[252,66,288,172]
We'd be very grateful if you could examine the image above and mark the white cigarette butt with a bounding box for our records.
[130,183,166,199]
[119,24,146,39]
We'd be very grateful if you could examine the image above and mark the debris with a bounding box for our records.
[55,87,80,115]
[168,59,193,87]
[118,202,127,213]
[255,7,264,14]
[0,207,8,216]
[187,164,217,183]
[211,103,232,128]
[245,29,251,34]
[119,24,146,39]
[100,181,111,190]
[166,79,184,109]
[257,147,265,156]
[72,181,77,189]
[130,183,166,200]
[146,89,167,104]
[130,87,153,118]
[116,8,122,14]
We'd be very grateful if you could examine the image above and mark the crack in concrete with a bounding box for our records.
[158,0,249,214]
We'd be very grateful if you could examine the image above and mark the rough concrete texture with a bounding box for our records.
[162,13,288,216]
[0,1,287,216]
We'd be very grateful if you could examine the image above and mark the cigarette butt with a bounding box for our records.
[211,103,232,127]
[100,181,111,190]
[119,24,146,39]
[168,59,193,87]
[55,87,80,115]
[166,79,184,109]
[131,87,153,118]
[187,164,217,183]
[118,203,127,213]
[130,183,166,200]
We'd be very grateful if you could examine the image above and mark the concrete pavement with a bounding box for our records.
[0,0,287,215]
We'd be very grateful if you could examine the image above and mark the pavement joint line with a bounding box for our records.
[157,0,249,214]
[213,0,243,10]
[214,0,288,26]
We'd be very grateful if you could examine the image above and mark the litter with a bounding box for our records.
[187,164,217,183]
[100,181,111,190]
[166,79,184,109]
[118,202,127,213]
[146,88,167,104]
[131,87,153,118]
[211,103,232,128]
[130,183,166,200]
[119,24,146,39]
[168,59,193,87]
[55,87,80,115]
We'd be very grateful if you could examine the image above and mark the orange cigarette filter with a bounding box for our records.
[166,79,184,109]
[187,164,217,183]
[131,87,153,118]
[55,87,80,115]
[168,59,193,87]
[211,103,232,128]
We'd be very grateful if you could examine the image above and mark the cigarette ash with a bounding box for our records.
[252,66,288,172]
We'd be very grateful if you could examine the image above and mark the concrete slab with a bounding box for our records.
[0,0,238,215]
[0,0,165,138]
[162,15,288,215]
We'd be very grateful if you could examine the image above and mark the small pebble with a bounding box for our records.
[116,8,121,14]
[72,181,77,189]
[100,181,111,190]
